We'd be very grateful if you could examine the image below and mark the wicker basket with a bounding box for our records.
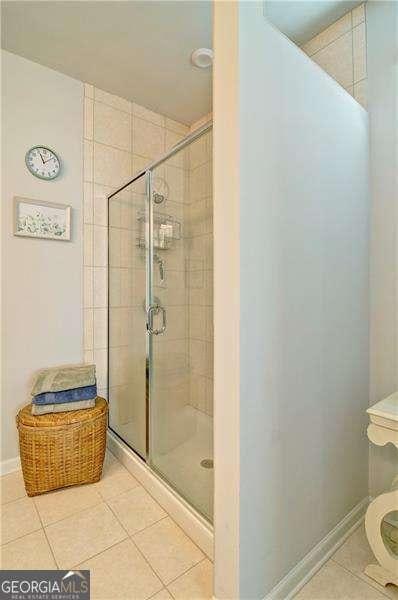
[16,397,108,496]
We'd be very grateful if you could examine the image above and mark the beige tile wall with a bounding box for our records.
[108,184,145,451]
[83,83,189,413]
[83,83,214,453]
[147,145,192,455]
[185,130,213,417]
[302,3,367,108]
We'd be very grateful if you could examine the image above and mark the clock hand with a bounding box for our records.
[39,152,45,164]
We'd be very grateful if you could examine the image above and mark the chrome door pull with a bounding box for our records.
[146,305,156,334]
[158,306,166,334]
[147,305,166,335]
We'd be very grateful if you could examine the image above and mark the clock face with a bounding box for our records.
[25,146,61,180]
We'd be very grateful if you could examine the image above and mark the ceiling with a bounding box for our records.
[264,0,364,45]
[1,1,212,125]
[2,1,363,124]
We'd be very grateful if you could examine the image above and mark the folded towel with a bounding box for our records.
[33,384,97,406]
[31,398,96,415]
[31,364,96,396]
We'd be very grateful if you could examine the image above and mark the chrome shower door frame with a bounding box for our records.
[107,120,213,510]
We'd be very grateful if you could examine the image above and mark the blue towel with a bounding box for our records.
[33,384,97,405]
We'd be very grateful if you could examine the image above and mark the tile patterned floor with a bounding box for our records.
[1,453,397,600]
[295,524,398,600]
[0,451,212,600]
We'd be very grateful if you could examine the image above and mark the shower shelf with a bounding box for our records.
[137,210,181,250]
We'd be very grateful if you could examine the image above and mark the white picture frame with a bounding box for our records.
[14,196,71,241]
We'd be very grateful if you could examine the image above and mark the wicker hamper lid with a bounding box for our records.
[17,397,107,428]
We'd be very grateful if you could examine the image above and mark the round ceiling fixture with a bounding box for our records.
[191,48,213,69]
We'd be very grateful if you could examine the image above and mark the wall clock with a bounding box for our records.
[25,146,61,180]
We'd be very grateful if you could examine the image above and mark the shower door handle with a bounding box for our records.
[146,305,166,335]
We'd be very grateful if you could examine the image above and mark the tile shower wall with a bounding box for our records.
[83,83,189,406]
[302,3,367,108]
[108,183,147,450]
[185,131,213,417]
[83,85,213,430]
[147,146,192,455]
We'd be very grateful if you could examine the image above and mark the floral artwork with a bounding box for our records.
[14,197,71,241]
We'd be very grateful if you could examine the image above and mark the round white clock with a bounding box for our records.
[25,146,61,180]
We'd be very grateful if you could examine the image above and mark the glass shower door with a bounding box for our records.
[108,125,213,522]
[108,173,148,459]
[148,130,214,521]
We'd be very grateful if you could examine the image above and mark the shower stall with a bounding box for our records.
[107,123,213,522]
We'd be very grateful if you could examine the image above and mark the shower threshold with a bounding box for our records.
[110,406,213,522]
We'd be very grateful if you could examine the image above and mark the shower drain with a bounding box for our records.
[200,459,214,469]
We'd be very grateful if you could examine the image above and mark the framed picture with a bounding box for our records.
[14,197,71,241]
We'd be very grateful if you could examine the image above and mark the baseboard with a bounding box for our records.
[107,430,214,559]
[0,455,21,476]
[265,496,370,600]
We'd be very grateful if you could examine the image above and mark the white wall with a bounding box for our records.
[213,2,240,598]
[367,0,398,496]
[214,3,370,598]
[1,51,84,466]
